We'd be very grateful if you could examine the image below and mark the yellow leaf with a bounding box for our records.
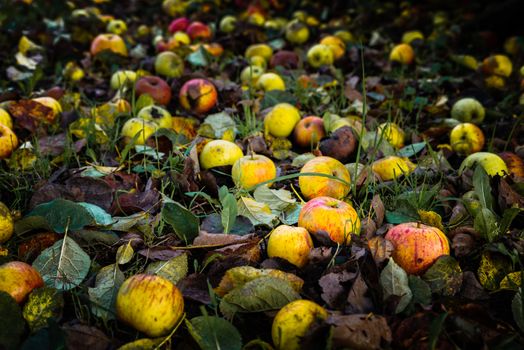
[500,271,522,290]
[417,210,444,231]
[18,36,42,55]
[477,251,511,290]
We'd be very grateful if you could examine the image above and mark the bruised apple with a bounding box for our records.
[116,274,184,337]
[179,78,218,114]
[199,139,243,169]
[385,222,450,275]
[272,299,328,350]
[299,156,350,200]
[298,196,360,245]
[0,261,43,303]
[267,225,313,268]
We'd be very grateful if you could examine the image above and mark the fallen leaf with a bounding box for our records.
[328,314,392,350]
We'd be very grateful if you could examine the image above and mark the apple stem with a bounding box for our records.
[417,221,421,229]
[248,143,254,159]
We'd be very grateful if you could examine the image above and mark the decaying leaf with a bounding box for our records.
[328,314,392,350]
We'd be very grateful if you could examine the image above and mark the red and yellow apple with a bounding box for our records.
[186,21,212,41]
[385,222,450,275]
[299,156,350,200]
[168,17,189,33]
[449,122,485,155]
[199,139,244,169]
[480,54,513,77]
[293,116,325,148]
[90,33,128,57]
[231,154,276,189]
[135,76,172,106]
[179,78,217,114]
[116,274,184,337]
[267,225,313,268]
[0,261,44,303]
[319,35,346,60]
[0,123,18,159]
[298,196,360,245]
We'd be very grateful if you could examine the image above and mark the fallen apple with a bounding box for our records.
[231,154,277,189]
[0,123,18,159]
[90,33,128,57]
[135,76,172,106]
[267,225,313,268]
[137,105,172,129]
[372,156,416,181]
[451,98,485,124]
[449,122,485,155]
[0,261,44,303]
[264,103,301,138]
[199,139,244,169]
[299,156,350,200]
[0,201,13,243]
[293,116,325,148]
[179,78,218,114]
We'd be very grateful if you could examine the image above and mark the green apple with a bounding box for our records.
[219,15,237,33]
[137,105,172,129]
[451,98,485,124]
[121,118,158,145]
[110,70,137,90]
[107,19,127,35]
[240,65,265,86]
[285,19,309,45]
[154,51,184,78]
[307,44,334,68]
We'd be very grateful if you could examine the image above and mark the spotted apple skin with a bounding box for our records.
[299,156,350,200]
[0,261,44,303]
[116,274,184,337]
[179,79,217,114]
[298,196,360,245]
[385,222,450,275]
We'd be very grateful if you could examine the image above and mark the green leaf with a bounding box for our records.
[474,208,499,242]
[187,46,210,67]
[260,90,297,110]
[512,290,524,332]
[385,210,416,224]
[162,201,200,242]
[379,259,412,313]
[14,216,51,235]
[22,287,64,332]
[199,112,236,139]
[221,193,238,234]
[237,197,277,227]
[33,236,91,291]
[145,254,188,285]
[397,142,426,158]
[253,186,296,212]
[186,315,242,350]
[499,208,522,235]
[428,313,448,350]
[27,199,94,233]
[219,276,301,320]
[473,165,494,211]
[279,203,302,225]
[88,264,124,321]
[0,291,25,350]
[408,276,432,306]
[201,213,254,235]
[77,203,113,226]
[422,256,463,296]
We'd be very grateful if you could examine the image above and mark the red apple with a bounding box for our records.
[179,78,217,114]
[135,76,172,106]
[0,261,44,303]
[298,196,360,245]
[293,116,325,148]
[186,21,212,41]
[168,17,189,33]
[385,222,450,275]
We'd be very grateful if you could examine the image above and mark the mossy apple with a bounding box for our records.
[116,274,184,337]
[299,156,350,200]
[90,33,128,57]
[389,43,414,64]
[385,222,450,275]
[199,139,243,169]
[298,196,360,245]
[256,72,286,91]
[179,78,218,114]
[231,154,276,189]
[293,116,325,148]
[307,44,334,68]
[154,51,184,78]
[450,123,485,155]
[121,118,158,145]
[451,98,485,124]
[137,105,172,129]
[272,299,328,350]
[0,261,44,303]
[264,103,301,138]
[372,156,416,181]
[267,225,313,268]
[0,123,18,159]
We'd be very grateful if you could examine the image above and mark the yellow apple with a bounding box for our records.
[459,152,509,177]
[372,156,416,181]
[0,108,13,130]
[90,33,128,57]
[0,123,18,159]
[319,36,345,60]
[481,54,513,77]
[0,202,14,243]
[272,299,328,350]
[231,154,277,189]
[199,139,244,169]
[120,118,158,145]
[450,123,485,155]
[264,103,301,138]
[257,72,286,91]
[377,122,405,149]
[307,44,334,68]
[116,274,184,337]
[451,98,485,124]
[401,30,424,44]
[137,105,172,129]
[245,44,273,62]
[107,19,127,35]
[389,43,415,64]
[240,65,265,86]
[110,70,137,90]
[154,51,184,78]
[219,15,237,33]
[285,20,309,44]
[267,225,313,268]
[298,196,360,245]
[299,156,350,200]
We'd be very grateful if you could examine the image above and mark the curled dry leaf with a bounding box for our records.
[328,313,392,350]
